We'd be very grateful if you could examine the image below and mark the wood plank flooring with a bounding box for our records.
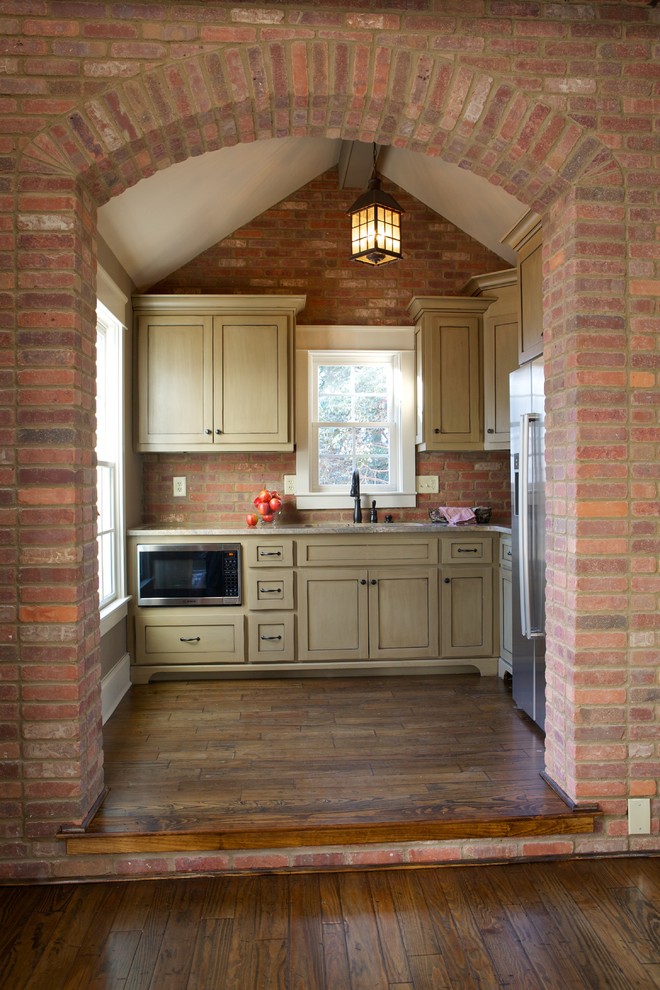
[1,856,659,989]
[68,674,597,853]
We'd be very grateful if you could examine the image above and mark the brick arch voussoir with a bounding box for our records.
[20,39,620,218]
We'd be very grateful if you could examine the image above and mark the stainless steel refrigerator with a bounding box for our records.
[510,356,546,731]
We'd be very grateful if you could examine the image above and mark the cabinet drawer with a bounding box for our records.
[136,612,245,664]
[296,537,438,567]
[500,538,512,569]
[247,614,295,662]
[440,536,492,564]
[247,569,294,610]
[247,539,294,567]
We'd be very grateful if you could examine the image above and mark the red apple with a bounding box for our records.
[260,512,274,523]
[246,513,258,527]
[257,500,272,516]
[269,496,282,513]
[257,488,271,503]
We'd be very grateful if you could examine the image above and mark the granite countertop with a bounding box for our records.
[128,522,512,537]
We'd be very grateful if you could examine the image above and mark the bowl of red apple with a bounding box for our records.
[246,488,283,526]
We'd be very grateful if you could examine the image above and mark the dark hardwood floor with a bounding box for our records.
[1,857,658,989]
[67,673,598,854]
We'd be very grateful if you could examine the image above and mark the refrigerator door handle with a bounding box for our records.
[519,412,543,639]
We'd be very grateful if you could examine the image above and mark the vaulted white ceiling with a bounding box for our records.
[97,136,526,291]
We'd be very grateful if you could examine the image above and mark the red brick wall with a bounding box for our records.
[145,168,512,527]
[0,1,657,880]
[141,449,512,528]
[11,174,104,876]
[151,168,508,324]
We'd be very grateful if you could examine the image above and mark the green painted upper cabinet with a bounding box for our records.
[409,295,494,452]
[134,294,305,452]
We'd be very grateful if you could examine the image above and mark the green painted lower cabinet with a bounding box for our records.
[297,567,438,662]
[128,531,500,682]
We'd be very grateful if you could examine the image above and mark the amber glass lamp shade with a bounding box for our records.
[348,176,404,267]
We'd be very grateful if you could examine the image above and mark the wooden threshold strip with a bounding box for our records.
[64,809,599,855]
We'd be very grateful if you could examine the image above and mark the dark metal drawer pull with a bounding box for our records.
[261,634,282,641]
[260,588,281,593]
[180,636,201,643]
[260,551,282,557]
[457,548,479,553]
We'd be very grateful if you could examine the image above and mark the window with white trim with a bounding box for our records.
[311,352,399,491]
[96,301,125,610]
[295,327,416,510]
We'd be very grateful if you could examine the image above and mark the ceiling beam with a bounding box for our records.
[337,140,376,189]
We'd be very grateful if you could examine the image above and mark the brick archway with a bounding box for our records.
[21,43,618,215]
[13,36,632,874]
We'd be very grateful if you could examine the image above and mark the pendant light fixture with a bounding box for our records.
[348,144,404,267]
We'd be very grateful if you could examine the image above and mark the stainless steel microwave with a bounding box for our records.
[137,543,242,606]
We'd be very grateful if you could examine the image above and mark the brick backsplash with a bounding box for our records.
[142,450,512,527]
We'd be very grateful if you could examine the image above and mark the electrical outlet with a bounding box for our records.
[173,476,186,497]
[283,475,296,496]
[628,798,651,835]
[416,475,439,494]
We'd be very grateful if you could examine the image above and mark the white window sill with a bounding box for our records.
[295,493,417,510]
[100,596,131,636]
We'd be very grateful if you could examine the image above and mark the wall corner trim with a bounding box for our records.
[101,652,131,725]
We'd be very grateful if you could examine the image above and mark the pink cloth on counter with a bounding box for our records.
[436,507,476,525]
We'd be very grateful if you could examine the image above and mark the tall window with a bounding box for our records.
[311,353,398,491]
[96,301,124,611]
[295,331,416,510]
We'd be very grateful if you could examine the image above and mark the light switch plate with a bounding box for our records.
[628,798,651,834]
[416,475,439,494]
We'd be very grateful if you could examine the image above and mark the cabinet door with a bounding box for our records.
[483,311,518,449]
[440,566,493,658]
[499,566,513,668]
[416,314,481,450]
[368,568,438,660]
[137,313,213,448]
[213,314,290,447]
[297,569,369,662]
[518,229,543,363]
